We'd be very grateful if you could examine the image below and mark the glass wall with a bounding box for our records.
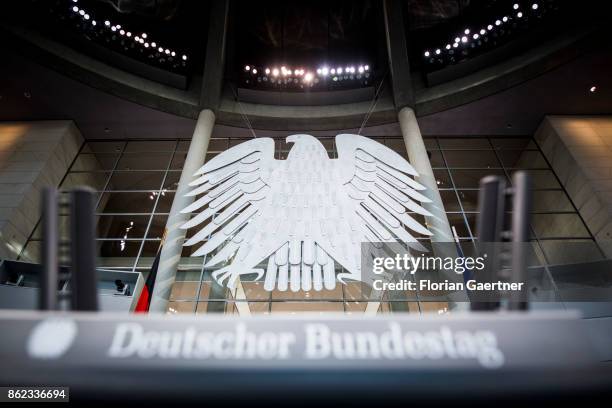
[18,136,603,314]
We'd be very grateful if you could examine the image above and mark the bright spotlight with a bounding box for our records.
[252,68,257,74]
[480,29,486,35]
[337,67,343,74]
[514,3,519,10]
[488,24,493,30]
[182,55,187,61]
[272,68,279,77]
[473,34,479,39]
[532,3,539,10]
[245,65,250,71]
[502,16,508,22]
[321,67,329,76]
[461,36,468,43]
[331,69,336,75]
[358,66,364,73]
[265,68,270,74]
[454,37,460,43]
[517,12,523,17]
[495,20,501,26]
[364,65,369,71]
[104,20,110,26]
[72,6,79,12]
[445,44,451,50]
[464,29,470,35]
[452,42,458,48]
[435,49,441,55]
[304,72,313,82]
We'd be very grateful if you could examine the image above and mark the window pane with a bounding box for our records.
[450,169,508,188]
[447,213,470,238]
[443,150,500,168]
[531,214,591,238]
[423,138,440,150]
[440,190,461,211]
[97,192,156,213]
[96,215,151,239]
[154,192,174,213]
[146,215,169,240]
[384,139,407,158]
[457,189,479,211]
[98,239,141,259]
[163,171,181,190]
[433,169,452,188]
[106,171,164,190]
[116,152,173,170]
[428,150,445,167]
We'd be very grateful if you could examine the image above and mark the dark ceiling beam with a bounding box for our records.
[382,0,414,110]
[199,0,230,112]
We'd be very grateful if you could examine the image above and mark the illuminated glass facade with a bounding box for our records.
[18,136,603,314]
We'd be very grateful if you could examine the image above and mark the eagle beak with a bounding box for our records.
[286,135,297,144]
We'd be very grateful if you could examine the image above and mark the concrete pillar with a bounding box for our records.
[398,106,453,242]
[149,109,215,313]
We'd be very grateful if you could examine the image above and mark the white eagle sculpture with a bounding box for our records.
[180,134,432,292]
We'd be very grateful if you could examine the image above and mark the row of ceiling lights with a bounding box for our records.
[423,3,540,58]
[243,64,370,85]
[69,0,188,61]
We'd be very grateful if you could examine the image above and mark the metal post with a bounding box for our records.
[509,171,531,310]
[40,188,58,311]
[70,187,98,311]
[149,109,214,312]
[474,176,506,311]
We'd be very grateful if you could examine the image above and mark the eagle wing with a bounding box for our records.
[180,137,277,261]
[333,133,433,283]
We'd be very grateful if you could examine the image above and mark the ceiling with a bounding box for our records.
[2,40,610,141]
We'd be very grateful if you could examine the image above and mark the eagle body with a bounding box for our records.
[181,134,432,292]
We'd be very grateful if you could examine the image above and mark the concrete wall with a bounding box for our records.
[535,116,612,257]
[0,121,83,260]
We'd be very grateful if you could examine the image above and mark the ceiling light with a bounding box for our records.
[435,49,441,55]
[502,16,508,22]
[532,3,539,10]
[495,20,501,26]
[473,34,479,39]
[513,3,519,9]
[424,51,430,57]
[182,55,187,61]
[272,68,279,77]
[480,29,486,35]
[461,36,468,43]
[464,29,470,35]
[517,12,523,17]
[590,86,597,93]
[488,24,493,30]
